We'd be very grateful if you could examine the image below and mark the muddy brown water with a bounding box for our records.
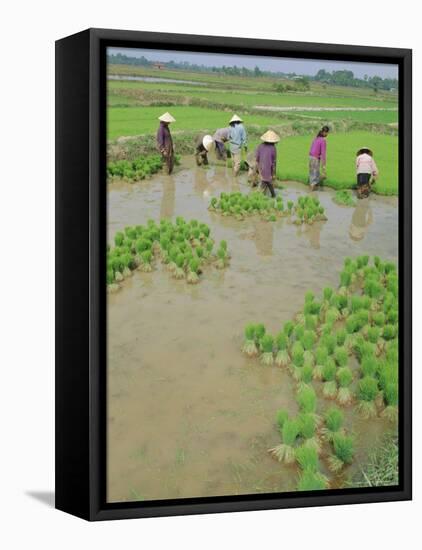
[107,157,398,503]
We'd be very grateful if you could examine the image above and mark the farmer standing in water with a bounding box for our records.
[355,147,379,198]
[309,125,330,191]
[228,114,248,176]
[255,130,280,197]
[156,112,176,175]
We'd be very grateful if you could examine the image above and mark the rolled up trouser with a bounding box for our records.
[232,151,241,175]
[356,173,371,198]
[195,149,208,166]
[162,150,174,174]
[261,180,276,198]
[215,141,227,160]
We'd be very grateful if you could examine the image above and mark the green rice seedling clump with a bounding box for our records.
[268,419,300,464]
[357,376,379,418]
[322,406,344,442]
[107,217,230,292]
[242,324,258,357]
[260,334,275,366]
[328,433,355,472]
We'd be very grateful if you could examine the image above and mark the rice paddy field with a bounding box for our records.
[106,63,399,503]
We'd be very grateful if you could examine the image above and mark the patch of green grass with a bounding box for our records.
[108,80,397,109]
[349,433,398,487]
[107,105,277,140]
[333,190,357,207]
[293,110,398,124]
[273,132,398,195]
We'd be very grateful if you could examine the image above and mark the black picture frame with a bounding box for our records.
[55,28,412,521]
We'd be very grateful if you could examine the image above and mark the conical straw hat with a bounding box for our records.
[158,112,176,123]
[260,130,280,143]
[202,135,214,151]
[357,147,373,156]
[229,114,243,123]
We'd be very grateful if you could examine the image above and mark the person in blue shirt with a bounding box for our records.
[228,114,247,176]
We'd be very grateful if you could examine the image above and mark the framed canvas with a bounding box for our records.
[55,28,412,521]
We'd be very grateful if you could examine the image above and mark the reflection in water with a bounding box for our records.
[349,198,373,241]
[303,221,324,249]
[254,221,274,256]
[160,178,175,220]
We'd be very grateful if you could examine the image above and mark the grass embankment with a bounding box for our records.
[107,106,281,140]
[349,433,399,487]
[273,132,398,195]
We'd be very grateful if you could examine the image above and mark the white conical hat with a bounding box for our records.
[158,112,176,123]
[229,114,243,123]
[202,135,214,151]
[260,130,280,143]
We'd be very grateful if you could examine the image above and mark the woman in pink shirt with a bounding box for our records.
[356,147,379,198]
[309,125,329,190]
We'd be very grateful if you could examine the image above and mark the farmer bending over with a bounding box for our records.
[309,125,329,190]
[255,130,280,197]
[195,134,214,166]
[156,112,176,175]
[228,114,247,176]
[213,127,230,161]
[356,147,379,199]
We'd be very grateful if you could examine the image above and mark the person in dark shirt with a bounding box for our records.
[255,130,280,197]
[156,112,176,174]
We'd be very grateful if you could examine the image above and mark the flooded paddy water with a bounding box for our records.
[107,157,398,503]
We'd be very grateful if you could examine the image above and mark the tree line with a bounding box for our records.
[107,53,397,91]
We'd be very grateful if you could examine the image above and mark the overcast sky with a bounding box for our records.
[108,47,398,79]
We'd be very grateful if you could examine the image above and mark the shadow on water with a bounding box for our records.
[107,157,398,503]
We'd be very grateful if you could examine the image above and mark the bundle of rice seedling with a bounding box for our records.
[303,350,315,368]
[296,364,314,390]
[320,334,336,355]
[360,354,378,378]
[296,469,329,491]
[322,358,338,399]
[381,381,399,422]
[383,324,398,340]
[301,330,317,351]
[298,413,320,453]
[324,307,340,325]
[283,320,294,337]
[140,250,153,273]
[328,433,354,472]
[187,257,200,284]
[356,376,379,418]
[114,231,124,247]
[260,334,274,366]
[296,386,318,418]
[313,345,329,380]
[173,253,186,279]
[321,406,344,442]
[268,418,300,464]
[291,341,305,366]
[276,409,289,430]
[336,367,354,406]
[294,324,305,340]
[295,444,319,471]
[305,314,318,331]
[242,324,258,357]
[323,287,334,304]
[275,331,290,367]
[334,347,348,367]
[367,325,381,345]
[336,328,347,347]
